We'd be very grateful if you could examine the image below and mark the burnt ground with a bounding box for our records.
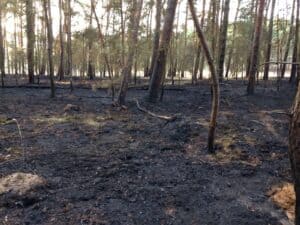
[0,79,296,225]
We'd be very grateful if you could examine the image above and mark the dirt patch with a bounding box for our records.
[0,172,46,195]
[268,182,295,221]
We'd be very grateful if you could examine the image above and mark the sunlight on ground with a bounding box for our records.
[268,182,295,221]
[0,172,46,195]
[34,115,106,128]
[35,116,71,124]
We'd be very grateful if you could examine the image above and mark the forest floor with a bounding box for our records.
[0,78,297,225]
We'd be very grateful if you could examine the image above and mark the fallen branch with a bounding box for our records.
[135,99,177,122]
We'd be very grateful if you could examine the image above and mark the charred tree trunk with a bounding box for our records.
[192,0,206,84]
[247,0,265,95]
[290,0,299,83]
[148,0,178,102]
[217,0,230,81]
[289,82,300,225]
[189,0,220,153]
[246,0,257,78]
[57,0,65,80]
[66,0,73,89]
[87,0,95,80]
[0,6,5,87]
[43,0,55,98]
[148,0,161,78]
[263,0,276,81]
[26,0,35,83]
[117,0,143,105]
[281,0,295,78]
[225,0,240,79]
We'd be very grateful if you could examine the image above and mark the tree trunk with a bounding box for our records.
[247,0,265,95]
[26,0,35,83]
[289,82,300,225]
[148,0,161,78]
[117,0,143,105]
[188,0,220,153]
[246,0,257,78]
[217,0,230,81]
[192,0,206,84]
[120,0,125,66]
[0,6,5,87]
[57,0,65,80]
[66,0,73,89]
[281,0,296,78]
[87,0,95,80]
[91,0,115,100]
[148,0,178,102]
[43,0,55,98]
[290,0,299,83]
[263,0,276,81]
[225,0,240,79]
[192,42,201,84]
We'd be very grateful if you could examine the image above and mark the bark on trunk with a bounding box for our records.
[247,0,265,95]
[57,0,65,80]
[0,7,5,87]
[290,0,299,83]
[117,0,143,105]
[188,0,220,153]
[147,0,178,102]
[148,0,161,78]
[263,0,276,81]
[225,0,240,79]
[289,82,300,225]
[26,0,35,83]
[43,0,55,98]
[192,0,206,84]
[217,0,230,81]
[281,0,295,78]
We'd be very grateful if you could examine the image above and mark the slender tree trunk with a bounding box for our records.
[290,0,299,83]
[246,0,257,78]
[43,0,55,97]
[92,0,115,100]
[148,0,162,78]
[217,0,230,81]
[25,0,35,83]
[66,0,73,89]
[263,0,276,81]
[120,0,125,66]
[117,0,143,105]
[192,42,201,84]
[247,0,265,95]
[57,0,65,80]
[225,0,240,79]
[148,0,178,102]
[39,20,47,77]
[189,0,220,153]
[289,82,300,225]
[281,0,295,78]
[0,7,5,87]
[19,12,25,76]
[192,0,206,84]
[87,0,95,80]
[14,14,18,76]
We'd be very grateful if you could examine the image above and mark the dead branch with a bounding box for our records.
[135,99,177,122]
